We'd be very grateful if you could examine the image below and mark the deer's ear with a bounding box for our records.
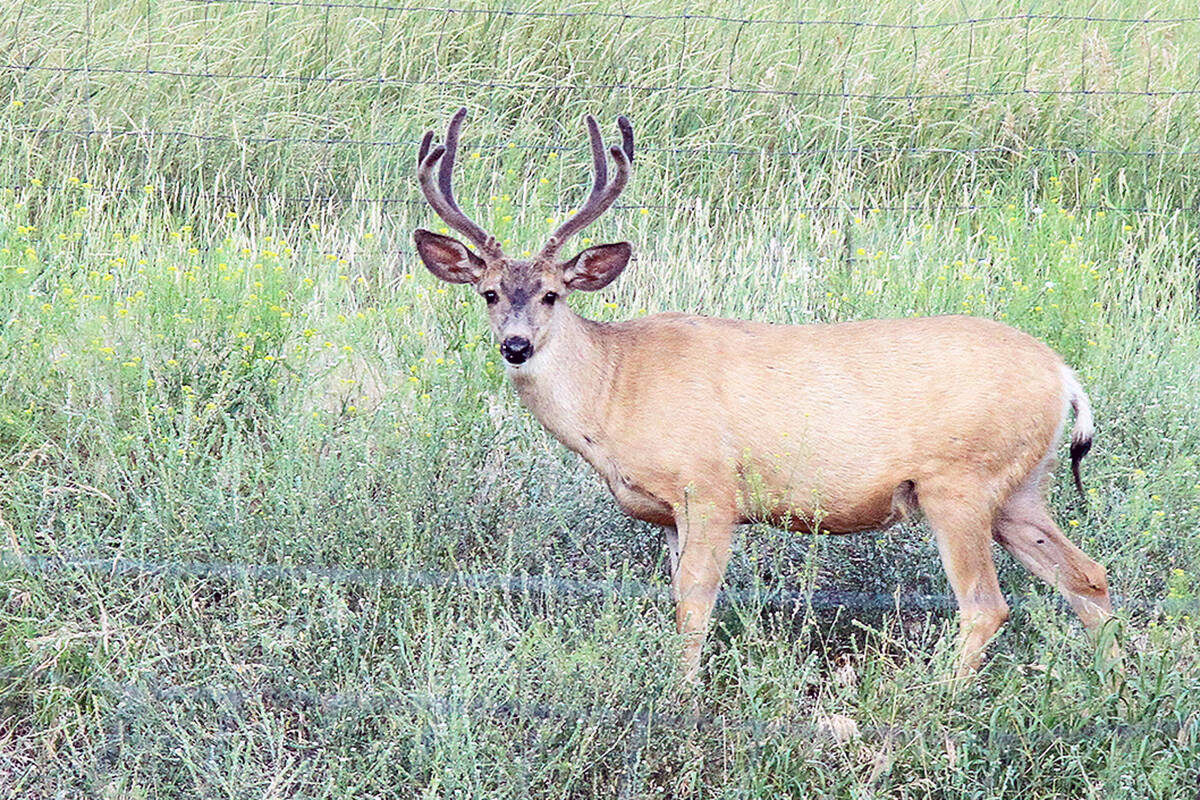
[560,242,631,292]
[414,229,486,284]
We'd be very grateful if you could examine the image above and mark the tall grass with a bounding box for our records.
[4,0,1200,222]
[2,1,1199,797]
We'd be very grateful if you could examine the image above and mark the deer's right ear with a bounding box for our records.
[414,229,486,284]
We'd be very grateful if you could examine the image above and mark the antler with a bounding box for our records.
[417,107,503,259]
[539,114,634,260]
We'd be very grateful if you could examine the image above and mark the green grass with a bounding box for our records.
[2,1,1200,797]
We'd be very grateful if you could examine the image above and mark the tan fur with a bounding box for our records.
[506,308,1112,678]
[414,110,1113,680]
[517,312,1063,530]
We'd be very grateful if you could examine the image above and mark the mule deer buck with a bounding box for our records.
[414,108,1114,680]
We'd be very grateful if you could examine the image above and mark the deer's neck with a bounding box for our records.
[506,310,613,456]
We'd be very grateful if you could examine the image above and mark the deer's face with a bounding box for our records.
[475,257,567,366]
[413,108,634,368]
[414,230,631,367]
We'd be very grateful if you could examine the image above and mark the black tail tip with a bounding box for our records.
[1070,437,1093,498]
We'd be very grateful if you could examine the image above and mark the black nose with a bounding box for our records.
[500,336,533,364]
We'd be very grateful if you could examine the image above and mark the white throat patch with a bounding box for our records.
[504,348,547,379]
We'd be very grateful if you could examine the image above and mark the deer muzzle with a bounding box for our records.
[500,336,533,364]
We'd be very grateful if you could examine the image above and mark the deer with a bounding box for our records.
[413,108,1115,681]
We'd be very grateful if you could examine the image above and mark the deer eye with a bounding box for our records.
[482,290,498,305]
[542,291,558,306]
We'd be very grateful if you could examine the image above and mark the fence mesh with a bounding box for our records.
[2,3,1199,223]
[3,1,1198,607]
[3,10,1199,786]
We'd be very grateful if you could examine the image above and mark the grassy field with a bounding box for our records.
[3,0,1200,797]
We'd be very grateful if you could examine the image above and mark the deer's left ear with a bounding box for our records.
[561,242,631,291]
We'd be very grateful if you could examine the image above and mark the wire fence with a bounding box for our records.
[8,60,1200,99]
[2,547,1195,778]
[3,12,1199,789]
[1,1,1197,711]
[3,550,1191,615]
[1,3,1196,625]
[3,547,1192,729]
[2,3,1199,219]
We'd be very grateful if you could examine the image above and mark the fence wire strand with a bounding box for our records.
[2,3,1197,628]
[2,550,1188,614]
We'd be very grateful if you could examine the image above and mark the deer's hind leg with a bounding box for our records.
[992,481,1112,629]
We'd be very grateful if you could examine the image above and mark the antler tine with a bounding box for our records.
[540,114,634,259]
[617,115,634,162]
[417,130,434,166]
[585,115,608,193]
[437,107,469,209]
[415,107,502,259]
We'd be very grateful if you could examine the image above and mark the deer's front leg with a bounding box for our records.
[671,504,734,682]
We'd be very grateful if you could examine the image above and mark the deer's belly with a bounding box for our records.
[743,477,917,534]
